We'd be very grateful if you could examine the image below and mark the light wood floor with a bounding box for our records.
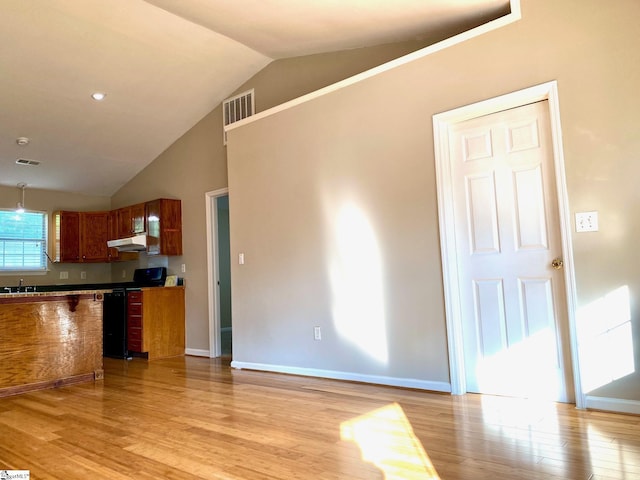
[0,356,638,479]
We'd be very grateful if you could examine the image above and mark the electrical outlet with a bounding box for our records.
[59,271,68,279]
[181,264,186,273]
[239,253,245,265]
[122,270,127,278]
[314,326,322,341]
[575,211,599,232]
[80,271,87,280]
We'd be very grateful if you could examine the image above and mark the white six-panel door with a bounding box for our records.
[448,101,574,402]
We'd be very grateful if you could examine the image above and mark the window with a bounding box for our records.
[0,209,48,272]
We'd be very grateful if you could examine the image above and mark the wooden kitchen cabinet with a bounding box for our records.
[107,210,141,262]
[116,203,146,239]
[52,211,109,263]
[53,211,80,262]
[80,211,110,262]
[127,287,185,360]
[107,210,120,261]
[146,199,182,256]
[53,198,182,264]
[127,290,143,353]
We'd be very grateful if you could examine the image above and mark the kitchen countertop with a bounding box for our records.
[2,282,132,293]
[0,283,181,300]
[0,280,166,296]
[0,289,112,299]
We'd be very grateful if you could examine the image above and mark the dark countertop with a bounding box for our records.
[0,289,112,300]
[0,282,145,295]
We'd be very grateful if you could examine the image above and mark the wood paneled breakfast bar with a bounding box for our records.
[0,290,107,397]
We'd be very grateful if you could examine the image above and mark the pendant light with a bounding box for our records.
[16,182,26,213]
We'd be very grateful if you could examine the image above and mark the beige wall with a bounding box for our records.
[110,39,445,352]
[227,0,640,401]
[4,0,637,405]
[230,21,509,112]
[110,107,226,351]
[0,185,112,286]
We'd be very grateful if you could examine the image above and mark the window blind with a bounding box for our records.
[0,209,47,271]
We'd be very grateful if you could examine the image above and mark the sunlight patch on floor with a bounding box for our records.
[341,402,440,479]
[478,395,567,469]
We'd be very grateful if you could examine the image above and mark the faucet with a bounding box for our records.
[17,278,24,293]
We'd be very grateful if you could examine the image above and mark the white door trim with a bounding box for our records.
[205,187,229,358]
[433,81,585,408]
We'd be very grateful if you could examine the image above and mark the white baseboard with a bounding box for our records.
[185,348,210,357]
[229,361,451,393]
[585,395,640,415]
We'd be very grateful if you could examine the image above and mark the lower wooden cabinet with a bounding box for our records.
[127,291,143,353]
[127,287,185,360]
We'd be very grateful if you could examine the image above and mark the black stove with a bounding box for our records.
[103,267,167,358]
[131,267,167,287]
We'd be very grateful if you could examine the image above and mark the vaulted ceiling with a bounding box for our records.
[0,0,510,196]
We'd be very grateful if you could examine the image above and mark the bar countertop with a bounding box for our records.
[0,289,112,300]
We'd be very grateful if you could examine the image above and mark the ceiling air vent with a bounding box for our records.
[16,158,41,166]
[222,89,254,145]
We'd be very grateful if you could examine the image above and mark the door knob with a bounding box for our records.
[551,257,563,270]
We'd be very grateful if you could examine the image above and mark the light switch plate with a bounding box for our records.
[575,211,598,232]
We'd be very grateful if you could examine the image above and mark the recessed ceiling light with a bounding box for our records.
[91,92,106,101]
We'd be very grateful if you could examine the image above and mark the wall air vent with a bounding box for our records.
[16,158,41,166]
[222,89,254,145]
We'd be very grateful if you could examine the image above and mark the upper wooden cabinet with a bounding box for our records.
[107,210,121,261]
[146,199,182,256]
[52,198,182,263]
[81,211,110,262]
[53,211,109,263]
[53,211,80,262]
[107,210,139,262]
[116,203,146,239]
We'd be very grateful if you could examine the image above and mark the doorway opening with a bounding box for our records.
[206,188,232,358]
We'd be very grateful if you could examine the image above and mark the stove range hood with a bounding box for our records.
[107,233,147,252]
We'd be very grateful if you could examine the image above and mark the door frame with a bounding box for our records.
[432,81,585,407]
[205,187,229,358]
